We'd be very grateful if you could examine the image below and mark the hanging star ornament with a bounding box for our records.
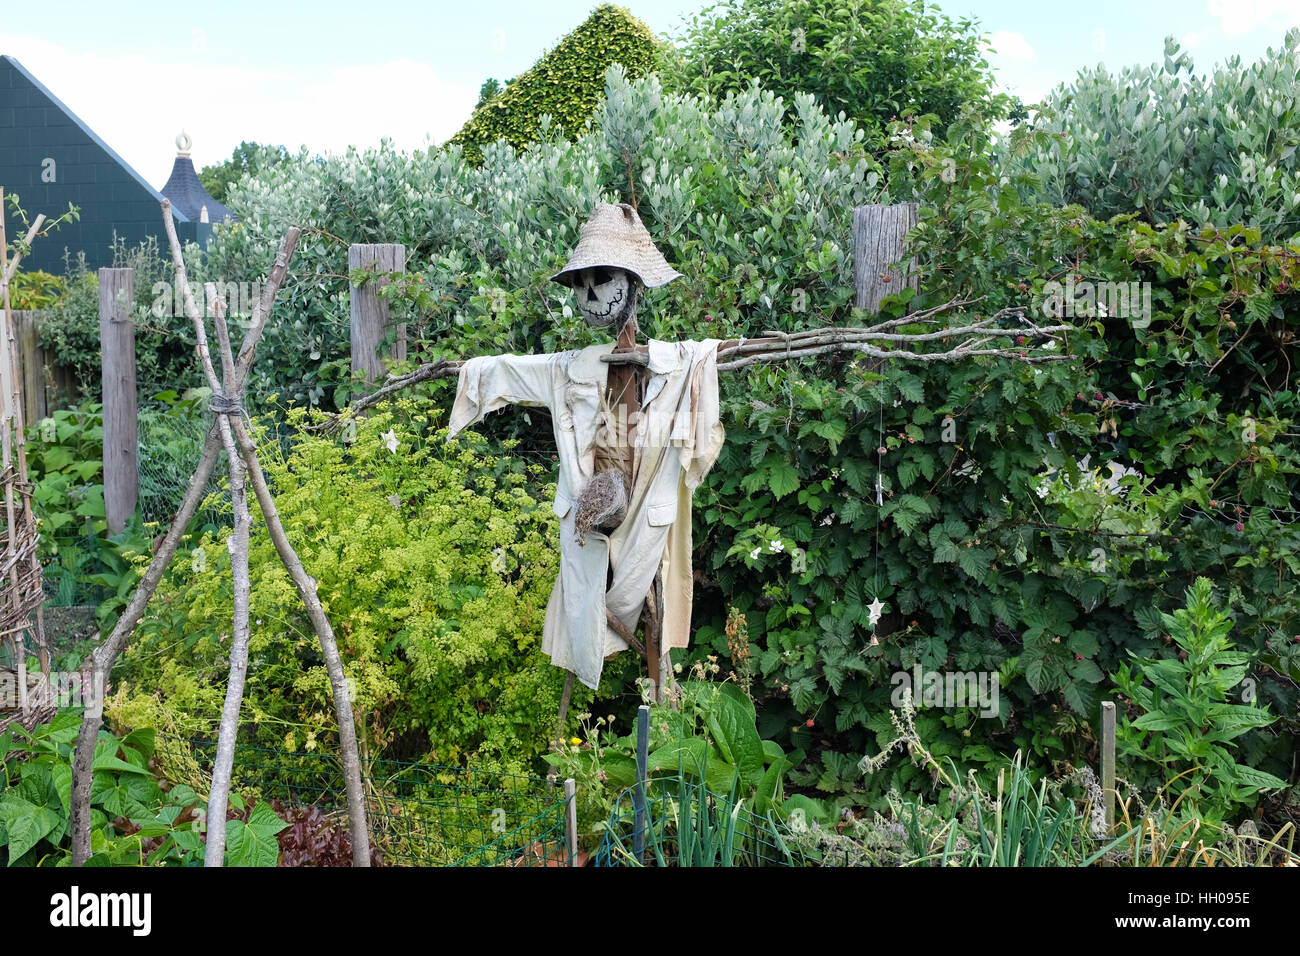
[867,596,885,628]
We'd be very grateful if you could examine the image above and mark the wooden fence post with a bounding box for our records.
[564,777,578,867]
[348,243,406,387]
[853,203,920,315]
[1101,700,1116,834]
[99,268,137,534]
[12,311,48,426]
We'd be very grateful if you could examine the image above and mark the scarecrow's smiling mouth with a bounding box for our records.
[583,284,625,317]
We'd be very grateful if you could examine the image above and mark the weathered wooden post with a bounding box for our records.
[634,704,649,862]
[853,203,920,314]
[563,777,578,867]
[12,311,47,426]
[99,268,137,534]
[1101,700,1116,834]
[348,243,406,386]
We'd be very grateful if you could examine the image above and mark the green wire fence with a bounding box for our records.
[167,736,571,867]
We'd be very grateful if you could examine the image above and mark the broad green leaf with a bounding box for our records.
[225,803,288,867]
[766,459,800,499]
[1132,712,1183,732]
[0,794,61,863]
[1223,764,1287,792]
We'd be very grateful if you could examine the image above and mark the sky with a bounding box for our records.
[3,0,1300,188]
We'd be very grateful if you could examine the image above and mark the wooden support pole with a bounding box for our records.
[634,704,649,863]
[348,243,406,387]
[556,671,575,746]
[1101,700,1116,835]
[71,213,318,866]
[229,415,371,866]
[70,424,223,864]
[0,190,48,704]
[99,268,137,534]
[564,777,578,867]
[13,311,46,426]
[853,203,919,315]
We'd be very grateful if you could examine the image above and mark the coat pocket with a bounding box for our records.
[647,498,677,526]
[553,492,574,518]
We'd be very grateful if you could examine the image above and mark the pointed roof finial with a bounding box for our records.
[176,130,192,156]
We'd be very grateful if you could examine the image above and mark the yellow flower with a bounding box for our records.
[569,737,582,746]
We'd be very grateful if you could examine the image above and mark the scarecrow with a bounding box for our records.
[449,203,717,703]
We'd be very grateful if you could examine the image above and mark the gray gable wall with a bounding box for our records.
[0,54,208,274]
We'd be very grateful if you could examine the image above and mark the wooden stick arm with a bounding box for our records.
[324,296,1079,429]
[599,350,649,365]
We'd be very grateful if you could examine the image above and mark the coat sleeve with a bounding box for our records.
[682,339,726,490]
[448,352,557,438]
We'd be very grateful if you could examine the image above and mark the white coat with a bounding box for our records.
[448,338,725,689]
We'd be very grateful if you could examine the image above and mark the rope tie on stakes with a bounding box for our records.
[208,393,249,427]
[208,393,244,415]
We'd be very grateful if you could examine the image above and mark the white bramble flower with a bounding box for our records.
[769,540,784,553]
[382,429,400,454]
[749,547,762,560]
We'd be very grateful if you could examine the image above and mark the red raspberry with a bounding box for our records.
[805,718,815,727]
[1235,522,1245,532]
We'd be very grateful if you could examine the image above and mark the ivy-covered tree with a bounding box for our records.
[658,0,1017,145]
[447,4,659,164]
[475,78,504,109]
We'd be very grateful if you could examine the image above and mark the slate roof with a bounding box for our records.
[160,151,235,224]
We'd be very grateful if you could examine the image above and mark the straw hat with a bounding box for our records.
[551,203,683,288]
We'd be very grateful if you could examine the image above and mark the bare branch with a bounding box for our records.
[304,358,461,431]
[317,298,1079,424]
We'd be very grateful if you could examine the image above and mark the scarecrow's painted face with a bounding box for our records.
[571,266,636,329]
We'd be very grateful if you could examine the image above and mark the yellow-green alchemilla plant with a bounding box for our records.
[112,397,578,772]
[1111,577,1287,825]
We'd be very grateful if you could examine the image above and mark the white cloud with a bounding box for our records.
[0,34,478,188]
[1207,0,1300,37]
[983,30,1038,63]
[1181,31,1204,48]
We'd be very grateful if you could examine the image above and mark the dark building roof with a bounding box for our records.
[0,54,209,273]
[160,141,235,225]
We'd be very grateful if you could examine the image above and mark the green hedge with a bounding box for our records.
[448,4,659,164]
